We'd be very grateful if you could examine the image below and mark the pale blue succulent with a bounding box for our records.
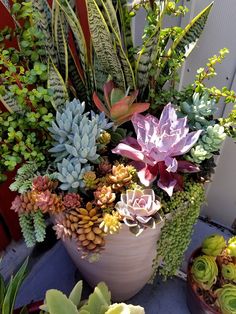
[187,124,226,163]
[180,93,216,129]
[56,158,92,190]
[49,99,112,162]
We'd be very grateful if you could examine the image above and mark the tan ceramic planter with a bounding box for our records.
[63,222,164,301]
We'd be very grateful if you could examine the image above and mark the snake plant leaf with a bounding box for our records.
[48,61,69,110]
[32,0,58,64]
[96,0,120,37]
[86,0,125,89]
[93,53,109,99]
[79,282,111,314]
[0,89,21,113]
[52,2,69,83]
[69,280,83,307]
[160,1,214,83]
[2,258,28,314]
[117,0,133,55]
[45,290,78,314]
[56,0,88,73]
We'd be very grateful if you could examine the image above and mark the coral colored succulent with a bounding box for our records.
[36,191,65,214]
[62,193,82,209]
[108,164,133,191]
[93,80,150,126]
[112,103,201,196]
[11,192,39,214]
[32,176,58,192]
[202,234,226,256]
[94,186,116,208]
[115,188,161,235]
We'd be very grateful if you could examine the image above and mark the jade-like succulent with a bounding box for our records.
[191,255,218,290]
[202,234,226,256]
[222,263,236,281]
[115,188,162,235]
[216,284,236,314]
[227,237,236,257]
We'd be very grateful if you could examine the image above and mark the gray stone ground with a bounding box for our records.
[3,220,232,314]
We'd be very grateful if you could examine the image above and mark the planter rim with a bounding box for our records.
[187,247,221,314]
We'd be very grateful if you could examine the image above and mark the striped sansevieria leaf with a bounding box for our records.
[56,0,88,74]
[48,61,69,111]
[0,90,21,113]
[86,0,126,89]
[32,0,58,64]
[160,2,214,83]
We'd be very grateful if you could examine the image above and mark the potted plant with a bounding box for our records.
[187,234,236,314]
[6,0,236,301]
[40,280,145,314]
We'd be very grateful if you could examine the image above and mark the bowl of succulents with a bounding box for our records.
[5,0,236,302]
[187,234,236,314]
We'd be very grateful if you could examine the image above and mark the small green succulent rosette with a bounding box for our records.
[191,255,218,290]
[222,263,236,281]
[202,234,226,256]
[227,237,236,257]
[216,284,236,314]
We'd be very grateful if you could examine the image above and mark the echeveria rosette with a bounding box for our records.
[222,263,236,282]
[216,284,236,314]
[202,234,226,256]
[115,188,162,235]
[191,255,218,290]
[112,103,202,196]
[227,237,236,257]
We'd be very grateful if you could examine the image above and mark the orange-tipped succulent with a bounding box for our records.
[93,80,150,126]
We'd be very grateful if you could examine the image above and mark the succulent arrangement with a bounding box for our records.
[40,280,145,314]
[189,234,236,314]
[1,0,235,284]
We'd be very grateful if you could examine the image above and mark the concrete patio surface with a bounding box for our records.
[6,219,232,313]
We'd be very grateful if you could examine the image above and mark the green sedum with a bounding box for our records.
[191,255,218,290]
[222,263,236,282]
[202,234,226,256]
[216,284,236,314]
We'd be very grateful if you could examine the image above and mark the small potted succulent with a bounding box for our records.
[187,234,236,314]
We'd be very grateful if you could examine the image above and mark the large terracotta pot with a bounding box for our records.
[186,248,220,314]
[63,222,164,301]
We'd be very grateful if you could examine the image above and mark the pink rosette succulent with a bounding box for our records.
[115,188,162,235]
[112,103,202,196]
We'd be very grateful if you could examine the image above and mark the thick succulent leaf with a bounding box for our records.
[32,0,58,64]
[161,2,214,80]
[79,282,111,314]
[136,30,159,89]
[93,92,110,117]
[2,258,28,314]
[86,0,125,89]
[56,0,88,73]
[69,280,83,307]
[0,90,21,113]
[45,290,78,314]
[48,61,69,110]
[52,2,69,83]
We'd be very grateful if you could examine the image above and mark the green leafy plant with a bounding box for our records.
[216,284,236,314]
[40,281,145,314]
[0,258,28,314]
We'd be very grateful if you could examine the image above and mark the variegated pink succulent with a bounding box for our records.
[93,80,150,126]
[112,103,201,196]
[115,188,161,235]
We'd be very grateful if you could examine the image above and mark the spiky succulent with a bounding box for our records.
[222,263,236,282]
[187,124,226,164]
[115,188,162,235]
[180,92,216,129]
[216,284,236,314]
[202,234,226,256]
[56,158,92,191]
[191,255,218,290]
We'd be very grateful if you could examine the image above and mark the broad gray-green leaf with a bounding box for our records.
[46,290,78,314]
[48,62,69,111]
[32,0,58,64]
[69,280,83,307]
[56,0,88,73]
[86,0,125,89]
